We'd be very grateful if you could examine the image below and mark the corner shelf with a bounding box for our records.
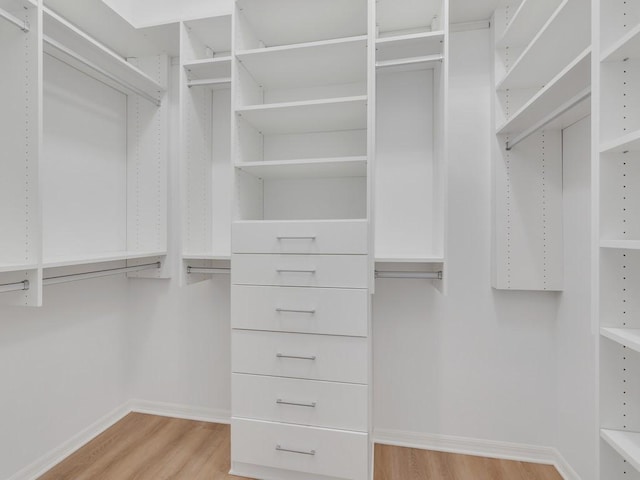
[601,130,640,154]
[496,0,562,49]
[600,240,640,250]
[601,429,640,474]
[183,56,231,81]
[602,23,640,63]
[235,157,367,179]
[43,251,166,269]
[601,327,640,354]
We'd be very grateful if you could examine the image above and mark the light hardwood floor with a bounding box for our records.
[38,413,563,480]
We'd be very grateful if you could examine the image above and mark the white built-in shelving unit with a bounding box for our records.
[597,1,640,476]
[491,0,591,291]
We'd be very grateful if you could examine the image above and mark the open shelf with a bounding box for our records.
[376,0,442,37]
[376,31,444,62]
[496,0,589,91]
[182,254,231,261]
[235,157,367,179]
[496,0,562,49]
[601,327,640,354]
[183,56,231,81]
[600,240,640,250]
[43,6,165,104]
[497,48,590,136]
[602,23,640,63]
[601,130,640,154]
[236,96,368,135]
[43,251,166,269]
[0,263,39,274]
[236,36,367,91]
[183,15,231,61]
[601,429,640,474]
[375,256,444,264]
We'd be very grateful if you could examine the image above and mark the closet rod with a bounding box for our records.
[0,7,29,32]
[375,270,443,280]
[505,87,591,151]
[43,36,162,107]
[0,280,30,294]
[43,262,160,286]
[376,54,443,69]
[187,266,230,275]
[188,78,231,88]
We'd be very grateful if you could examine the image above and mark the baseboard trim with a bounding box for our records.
[373,429,581,480]
[8,400,134,480]
[129,399,231,425]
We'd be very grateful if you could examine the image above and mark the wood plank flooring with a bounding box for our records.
[38,413,563,480]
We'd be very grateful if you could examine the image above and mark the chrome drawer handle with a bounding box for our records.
[276,353,317,361]
[276,269,316,274]
[276,308,316,314]
[276,445,316,456]
[276,236,316,240]
[276,398,317,408]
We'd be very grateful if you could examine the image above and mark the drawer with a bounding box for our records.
[231,285,368,337]
[232,374,368,432]
[232,330,368,384]
[232,220,368,254]
[232,418,369,480]
[232,254,368,288]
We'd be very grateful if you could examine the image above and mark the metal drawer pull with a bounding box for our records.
[276,308,316,314]
[276,236,316,240]
[276,445,316,456]
[276,353,317,361]
[276,398,317,408]
[276,269,316,274]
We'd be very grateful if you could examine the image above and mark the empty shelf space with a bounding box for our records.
[376,31,444,62]
[187,78,231,89]
[236,156,367,179]
[601,429,640,474]
[183,56,231,80]
[602,23,640,62]
[497,48,591,135]
[0,263,38,274]
[496,0,589,91]
[182,254,231,261]
[601,327,640,353]
[183,15,231,59]
[601,129,640,154]
[496,0,562,49]
[43,251,166,268]
[236,36,367,90]
[236,96,368,134]
[376,0,442,37]
[600,240,640,250]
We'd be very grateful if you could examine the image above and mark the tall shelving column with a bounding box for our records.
[597,1,640,478]
[229,1,372,479]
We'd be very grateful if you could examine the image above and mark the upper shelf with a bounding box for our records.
[600,129,640,154]
[183,15,232,60]
[496,0,563,49]
[43,251,166,269]
[600,240,640,250]
[236,36,367,91]
[183,56,231,81]
[602,23,640,62]
[601,327,640,354]
[496,0,590,91]
[236,156,367,179]
[236,0,367,48]
[376,0,443,36]
[376,31,444,63]
[236,96,368,135]
[601,429,640,474]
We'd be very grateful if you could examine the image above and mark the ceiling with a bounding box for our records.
[450,0,504,24]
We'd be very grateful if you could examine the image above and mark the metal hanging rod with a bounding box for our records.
[375,270,443,280]
[187,266,231,275]
[43,262,160,286]
[43,36,162,107]
[188,78,231,88]
[505,87,591,151]
[0,280,30,294]
[376,54,443,70]
[0,7,29,32]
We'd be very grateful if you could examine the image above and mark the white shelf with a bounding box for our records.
[602,23,640,63]
[600,240,640,250]
[601,327,640,353]
[184,15,232,56]
[236,36,367,90]
[496,0,589,91]
[601,429,640,474]
[0,263,39,274]
[183,56,231,81]
[376,0,442,36]
[187,78,231,89]
[236,96,368,135]
[601,129,640,154]
[43,251,166,269]
[497,48,591,135]
[496,0,562,49]
[43,7,165,104]
[376,31,444,62]
[375,256,444,264]
[236,0,367,47]
[182,254,231,261]
[236,156,367,179]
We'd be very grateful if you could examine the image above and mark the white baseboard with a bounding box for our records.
[373,429,581,480]
[129,399,231,425]
[8,400,134,480]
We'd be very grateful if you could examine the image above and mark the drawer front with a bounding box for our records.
[232,330,368,384]
[232,254,368,288]
[231,285,368,337]
[232,418,369,480]
[232,374,368,432]
[232,220,368,254]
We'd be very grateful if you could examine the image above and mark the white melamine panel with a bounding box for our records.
[376,31,444,62]
[43,55,127,259]
[601,429,640,476]
[231,285,368,336]
[231,254,368,289]
[375,68,437,259]
[600,248,640,329]
[211,87,232,256]
[601,338,640,432]
[376,0,442,36]
[601,437,640,480]
[232,374,368,431]
[263,130,367,163]
[600,59,640,146]
[601,0,640,57]
[234,0,367,49]
[184,56,231,81]
[601,153,640,241]
[183,15,231,61]
[232,330,368,384]
[496,0,563,49]
[236,157,367,180]
[232,220,368,254]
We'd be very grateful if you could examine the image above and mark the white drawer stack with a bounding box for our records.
[230,220,370,480]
